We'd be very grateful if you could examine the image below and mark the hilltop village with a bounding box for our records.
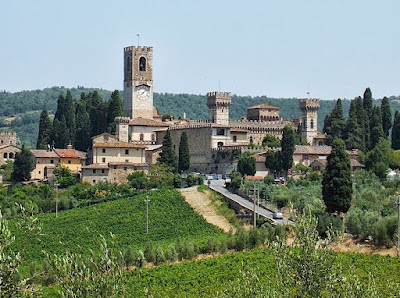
[1,45,361,184]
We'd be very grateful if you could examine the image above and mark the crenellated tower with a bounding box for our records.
[207,92,231,125]
[123,46,153,119]
[299,98,320,144]
[115,116,130,143]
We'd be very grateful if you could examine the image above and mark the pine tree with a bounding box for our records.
[391,111,400,150]
[36,110,53,149]
[381,96,392,137]
[369,106,384,150]
[281,126,295,172]
[107,90,124,134]
[158,130,178,172]
[322,138,352,213]
[178,131,190,173]
[11,146,34,183]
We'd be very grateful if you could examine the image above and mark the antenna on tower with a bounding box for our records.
[137,34,140,47]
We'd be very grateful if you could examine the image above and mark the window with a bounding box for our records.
[139,57,146,71]
[250,136,253,144]
[125,149,129,155]
[125,159,129,163]
[140,134,144,141]
[102,158,106,163]
[68,160,71,164]
[216,128,225,136]
[50,159,54,164]
[151,134,156,141]
[93,169,96,174]
[311,119,314,129]
[101,169,105,174]
[303,154,309,160]
[9,152,13,159]
[102,148,106,153]
[114,165,117,169]
[233,136,237,142]
[93,179,96,184]
[124,167,127,171]
[217,142,224,148]
[39,171,41,174]
[126,57,131,71]
[3,153,6,158]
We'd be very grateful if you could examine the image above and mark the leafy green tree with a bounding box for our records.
[369,106,385,150]
[178,131,190,173]
[36,109,53,149]
[237,152,256,176]
[54,165,77,188]
[322,138,352,213]
[391,111,400,150]
[262,134,281,148]
[158,131,178,172]
[381,96,392,137]
[11,145,34,183]
[365,138,390,179]
[265,150,282,176]
[107,90,124,134]
[281,126,295,172]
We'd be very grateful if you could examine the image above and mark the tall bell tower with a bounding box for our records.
[207,92,231,125]
[299,98,320,144]
[123,46,154,119]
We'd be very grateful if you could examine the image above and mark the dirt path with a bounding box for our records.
[332,237,397,257]
[179,186,237,233]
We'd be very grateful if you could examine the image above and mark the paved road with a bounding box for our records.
[209,179,294,226]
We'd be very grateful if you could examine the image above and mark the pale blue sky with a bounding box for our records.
[1,0,399,100]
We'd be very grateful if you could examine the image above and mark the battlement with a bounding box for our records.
[207,91,232,99]
[0,132,16,137]
[299,98,320,110]
[115,116,130,124]
[124,46,153,52]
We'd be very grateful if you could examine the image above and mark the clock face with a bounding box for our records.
[136,85,150,100]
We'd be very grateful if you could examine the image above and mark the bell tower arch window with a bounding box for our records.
[311,119,314,129]
[139,57,146,71]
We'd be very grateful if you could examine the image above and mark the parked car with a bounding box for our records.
[273,212,283,219]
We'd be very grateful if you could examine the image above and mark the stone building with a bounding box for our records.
[0,144,20,166]
[0,132,17,146]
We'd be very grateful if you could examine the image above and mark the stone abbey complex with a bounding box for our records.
[110,45,326,173]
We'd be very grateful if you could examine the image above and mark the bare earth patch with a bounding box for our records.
[179,186,237,233]
[332,237,397,257]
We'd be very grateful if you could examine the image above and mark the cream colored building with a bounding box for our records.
[30,150,60,181]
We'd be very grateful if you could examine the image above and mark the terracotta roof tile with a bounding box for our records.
[245,176,264,181]
[248,104,279,110]
[82,164,109,169]
[54,149,87,159]
[93,142,146,149]
[294,145,332,155]
[30,150,59,158]
[129,117,169,127]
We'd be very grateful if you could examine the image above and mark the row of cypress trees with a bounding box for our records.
[36,90,124,151]
[158,130,190,173]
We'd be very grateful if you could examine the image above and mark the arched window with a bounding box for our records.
[151,134,156,141]
[311,119,314,129]
[3,152,7,159]
[139,57,146,71]
[140,133,144,141]
[217,142,224,148]
[9,152,14,159]
[250,136,253,144]
[303,120,306,129]
[126,57,131,71]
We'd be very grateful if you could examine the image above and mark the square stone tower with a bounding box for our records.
[207,92,231,125]
[123,46,153,119]
[299,98,320,144]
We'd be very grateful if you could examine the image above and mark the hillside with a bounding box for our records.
[11,189,225,264]
[1,87,400,147]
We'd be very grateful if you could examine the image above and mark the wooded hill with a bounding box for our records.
[1,87,399,147]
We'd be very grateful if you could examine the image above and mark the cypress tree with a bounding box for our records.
[89,91,108,137]
[322,138,352,214]
[53,117,68,148]
[381,96,392,137]
[343,101,363,150]
[265,150,282,176]
[363,87,373,118]
[369,106,384,150]
[158,130,178,172]
[323,99,345,145]
[354,96,366,151]
[237,152,256,176]
[64,90,76,144]
[75,98,91,151]
[36,110,53,149]
[11,145,34,183]
[391,111,400,150]
[178,131,190,173]
[363,88,373,149]
[281,126,295,172]
[107,90,125,134]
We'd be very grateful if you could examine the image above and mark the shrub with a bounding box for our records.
[315,213,342,238]
[132,250,146,268]
[155,246,166,265]
[235,229,247,251]
[164,245,178,262]
[372,216,397,247]
[144,242,155,263]
[173,174,182,188]
[186,174,197,187]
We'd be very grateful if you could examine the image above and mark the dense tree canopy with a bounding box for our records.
[158,131,178,172]
[322,138,352,213]
[237,152,256,176]
[36,110,53,149]
[11,146,34,183]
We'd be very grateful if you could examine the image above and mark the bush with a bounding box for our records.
[144,242,155,263]
[235,229,247,251]
[173,174,182,188]
[230,172,242,190]
[372,216,397,247]
[132,250,146,268]
[186,174,197,187]
[164,245,178,262]
[307,171,321,181]
[316,213,342,238]
[346,207,379,240]
[155,246,166,265]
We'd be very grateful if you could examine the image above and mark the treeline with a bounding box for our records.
[323,87,400,178]
[37,90,124,151]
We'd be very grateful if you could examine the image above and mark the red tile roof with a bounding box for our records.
[30,150,59,158]
[248,104,279,110]
[54,149,87,159]
[129,117,169,127]
[82,164,109,169]
[245,175,264,181]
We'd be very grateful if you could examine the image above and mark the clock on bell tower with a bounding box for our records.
[123,46,154,119]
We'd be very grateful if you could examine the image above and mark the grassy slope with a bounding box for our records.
[11,189,224,264]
